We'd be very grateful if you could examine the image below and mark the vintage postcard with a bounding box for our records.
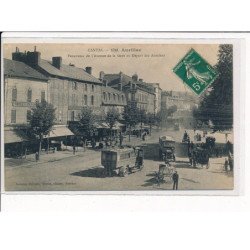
[1,34,241,193]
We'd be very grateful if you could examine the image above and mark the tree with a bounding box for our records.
[77,106,97,139]
[138,108,147,138]
[122,103,139,141]
[105,108,120,142]
[194,44,233,131]
[30,100,56,160]
[145,113,156,135]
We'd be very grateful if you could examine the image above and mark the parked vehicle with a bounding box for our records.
[159,135,176,162]
[101,146,144,177]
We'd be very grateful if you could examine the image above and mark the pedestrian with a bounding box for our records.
[172,171,179,190]
[35,151,39,162]
[224,158,229,171]
[73,145,76,155]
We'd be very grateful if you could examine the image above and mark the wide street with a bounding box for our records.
[4,128,234,191]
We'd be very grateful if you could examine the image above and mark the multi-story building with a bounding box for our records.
[12,48,103,124]
[8,48,127,144]
[101,85,127,117]
[141,82,162,114]
[101,72,156,114]
[161,90,199,111]
[4,58,49,148]
[4,58,49,126]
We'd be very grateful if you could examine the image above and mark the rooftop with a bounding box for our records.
[39,59,102,84]
[4,58,48,81]
[103,73,155,94]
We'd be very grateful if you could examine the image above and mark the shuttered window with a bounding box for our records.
[84,95,88,105]
[27,110,31,122]
[12,88,17,102]
[27,89,32,102]
[11,110,16,123]
[41,91,45,102]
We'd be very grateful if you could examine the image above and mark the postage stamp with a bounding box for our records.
[1,35,239,194]
[173,48,218,95]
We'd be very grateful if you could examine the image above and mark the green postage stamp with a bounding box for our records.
[173,48,218,95]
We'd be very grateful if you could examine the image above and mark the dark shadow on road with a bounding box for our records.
[173,162,194,169]
[181,177,200,184]
[70,166,105,178]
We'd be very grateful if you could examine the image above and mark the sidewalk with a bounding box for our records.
[5,148,99,169]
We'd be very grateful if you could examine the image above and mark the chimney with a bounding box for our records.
[99,71,105,81]
[139,78,143,82]
[118,83,123,91]
[12,47,26,62]
[103,79,108,87]
[132,73,138,82]
[129,81,132,89]
[86,67,92,75]
[119,71,123,82]
[26,50,41,67]
[52,57,62,69]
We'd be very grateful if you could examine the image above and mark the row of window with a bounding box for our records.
[12,88,45,103]
[71,95,95,106]
[72,82,95,92]
[103,92,125,103]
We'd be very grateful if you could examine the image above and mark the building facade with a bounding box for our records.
[161,90,199,111]
[101,86,127,117]
[11,49,103,124]
[4,58,48,126]
[102,72,156,114]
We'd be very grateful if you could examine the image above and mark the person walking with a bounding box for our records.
[224,158,229,172]
[73,145,76,155]
[172,171,179,190]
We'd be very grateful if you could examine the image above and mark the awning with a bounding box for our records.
[49,126,74,138]
[4,130,29,144]
[94,122,109,129]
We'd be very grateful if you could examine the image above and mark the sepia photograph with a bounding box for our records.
[2,40,234,192]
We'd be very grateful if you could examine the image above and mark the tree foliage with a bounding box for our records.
[30,100,56,138]
[194,44,233,131]
[105,108,120,129]
[77,106,97,137]
[29,100,56,159]
[122,103,139,128]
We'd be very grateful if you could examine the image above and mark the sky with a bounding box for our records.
[3,42,220,92]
